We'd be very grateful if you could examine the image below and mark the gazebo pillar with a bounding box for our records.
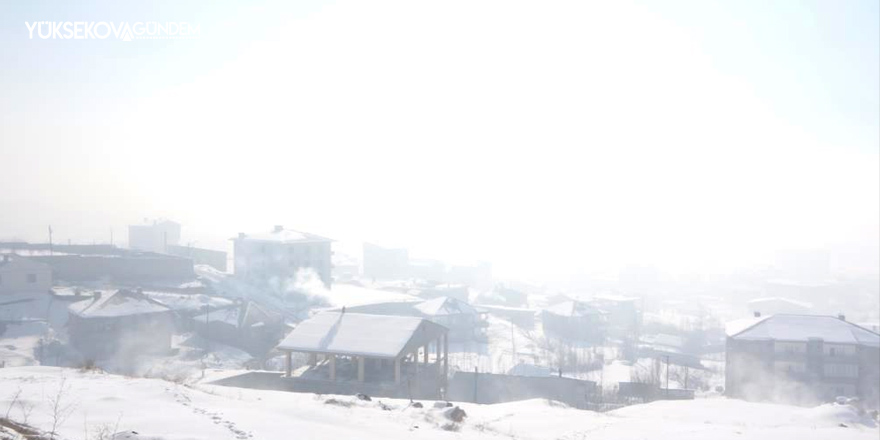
[308,353,316,367]
[394,358,401,384]
[423,343,429,364]
[285,351,292,377]
[357,356,365,382]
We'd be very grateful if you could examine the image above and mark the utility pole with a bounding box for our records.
[664,355,670,399]
[47,226,53,255]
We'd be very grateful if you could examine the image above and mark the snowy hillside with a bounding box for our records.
[0,367,876,440]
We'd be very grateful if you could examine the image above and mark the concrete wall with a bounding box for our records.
[167,245,227,272]
[33,254,194,282]
[211,371,442,400]
[448,371,597,408]
[0,263,52,294]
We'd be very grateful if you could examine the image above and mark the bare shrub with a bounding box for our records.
[46,376,76,438]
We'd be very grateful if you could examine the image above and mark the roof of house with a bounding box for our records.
[747,297,813,309]
[543,300,607,318]
[725,315,770,337]
[0,254,51,272]
[414,296,478,316]
[69,289,171,318]
[235,227,331,244]
[276,312,448,358]
[729,314,880,346]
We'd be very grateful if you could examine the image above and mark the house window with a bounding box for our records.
[27,274,37,283]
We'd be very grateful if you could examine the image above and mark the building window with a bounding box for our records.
[27,274,37,283]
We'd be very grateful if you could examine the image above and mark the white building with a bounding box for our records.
[0,254,52,294]
[128,219,181,253]
[233,225,333,288]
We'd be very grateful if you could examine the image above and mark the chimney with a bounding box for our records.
[754,311,761,318]
[838,314,846,321]
[274,225,284,233]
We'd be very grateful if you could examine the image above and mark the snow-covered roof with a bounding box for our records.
[591,293,640,303]
[276,312,447,358]
[0,254,51,272]
[192,306,241,326]
[414,297,478,316]
[68,290,171,318]
[542,300,606,318]
[236,227,331,244]
[642,333,684,349]
[725,315,770,337]
[747,297,813,309]
[729,314,880,346]
[145,291,235,313]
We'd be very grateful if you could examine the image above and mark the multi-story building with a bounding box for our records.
[128,219,181,253]
[726,314,880,408]
[232,226,333,288]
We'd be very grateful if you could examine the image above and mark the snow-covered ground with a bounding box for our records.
[0,367,876,440]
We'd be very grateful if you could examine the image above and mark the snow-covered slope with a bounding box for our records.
[0,367,877,440]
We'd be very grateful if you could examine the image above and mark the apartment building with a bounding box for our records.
[726,314,880,408]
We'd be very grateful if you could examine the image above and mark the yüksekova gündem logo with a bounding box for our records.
[25,21,200,41]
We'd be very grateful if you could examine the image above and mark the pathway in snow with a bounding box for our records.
[166,385,254,440]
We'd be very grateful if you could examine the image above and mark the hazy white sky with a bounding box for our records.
[1,1,878,280]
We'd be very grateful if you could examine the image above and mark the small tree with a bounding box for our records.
[46,376,76,438]
[5,387,22,419]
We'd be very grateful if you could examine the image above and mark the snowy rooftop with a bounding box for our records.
[277,312,447,358]
[747,297,813,309]
[0,254,50,271]
[729,314,880,346]
[591,293,640,303]
[68,290,171,318]
[542,300,606,318]
[236,227,331,244]
[414,296,478,316]
[725,315,769,337]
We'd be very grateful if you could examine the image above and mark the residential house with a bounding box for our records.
[191,300,285,355]
[541,300,607,343]
[0,254,52,294]
[1,242,193,283]
[726,314,880,408]
[68,289,175,360]
[166,244,228,272]
[747,297,813,316]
